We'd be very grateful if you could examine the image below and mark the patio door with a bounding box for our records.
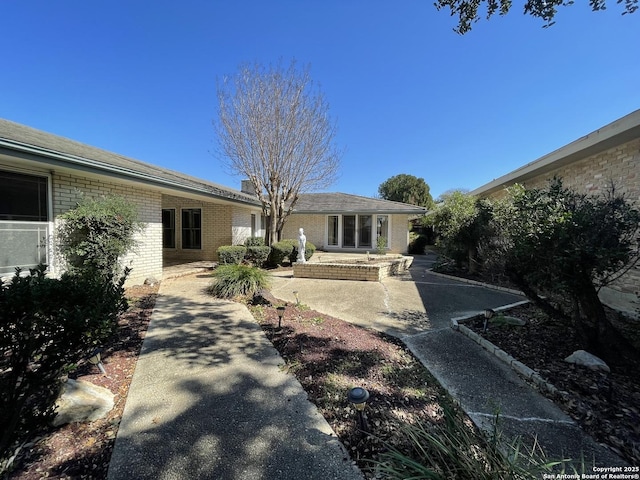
[342,215,356,247]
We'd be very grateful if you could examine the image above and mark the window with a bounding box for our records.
[0,170,50,275]
[0,170,48,221]
[358,215,372,248]
[251,213,257,238]
[181,209,201,249]
[162,209,175,248]
[327,215,339,246]
[325,214,390,250]
[342,215,356,247]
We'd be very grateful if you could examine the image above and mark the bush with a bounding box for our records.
[217,245,247,265]
[245,246,271,267]
[244,237,266,247]
[408,234,429,254]
[289,241,316,263]
[0,266,128,463]
[268,240,296,266]
[207,264,269,298]
[56,195,142,278]
[376,236,388,255]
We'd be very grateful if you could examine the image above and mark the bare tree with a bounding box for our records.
[214,60,342,245]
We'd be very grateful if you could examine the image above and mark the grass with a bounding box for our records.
[207,264,269,298]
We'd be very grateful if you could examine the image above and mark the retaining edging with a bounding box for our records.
[452,308,558,397]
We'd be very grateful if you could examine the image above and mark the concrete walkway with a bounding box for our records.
[109,253,624,479]
[269,253,625,467]
[107,273,363,480]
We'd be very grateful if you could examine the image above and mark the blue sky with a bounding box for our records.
[2,1,638,200]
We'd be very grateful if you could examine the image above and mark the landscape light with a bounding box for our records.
[88,348,106,375]
[276,306,286,329]
[347,387,370,431]
[483,308,495,333]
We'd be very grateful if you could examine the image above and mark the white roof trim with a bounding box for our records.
[471,109,640,197]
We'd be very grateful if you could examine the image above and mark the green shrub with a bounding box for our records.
[0,266,128,463]
[245,246,271,267]
[268,240,296,266]
[289,241,316,263]
[408,234,428,254]
[376,236,388,255]
[56,195,142,278]
[244,237,266,247]
[207,264,269,298]
[217,245,247,265]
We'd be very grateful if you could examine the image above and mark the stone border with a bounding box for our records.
[427,269,524,296]
[451,303,559,397]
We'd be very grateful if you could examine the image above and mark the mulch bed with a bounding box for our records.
[464,303,640,465]
[6,284,158,480]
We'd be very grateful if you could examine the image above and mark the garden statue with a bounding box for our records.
[298,228,306,263]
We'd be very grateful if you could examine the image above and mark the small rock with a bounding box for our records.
[564,350,610,373]
[53,379,115,426]
[253,288,277,306]
[144,277,159,286]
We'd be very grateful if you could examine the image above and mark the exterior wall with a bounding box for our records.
[161,194,232,263]
[51,172,163,287]
[482,137,640,316]
[283,213,411,254]
[231,205,265,245]
[282,214,326,248]
[388,214,410,253]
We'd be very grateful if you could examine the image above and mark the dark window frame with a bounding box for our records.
[181,208,202,250]
[162,208,176,248]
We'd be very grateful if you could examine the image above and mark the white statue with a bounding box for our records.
[297,228,306,263]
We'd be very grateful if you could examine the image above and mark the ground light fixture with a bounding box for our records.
[348,387,370,431]
[276,306,286,329]
[88,348,107,375]
[483,308,495,333]
[293,290,300,306]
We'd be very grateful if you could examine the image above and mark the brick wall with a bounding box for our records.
[161,194,232,263]
[52,173,162,286]
[282,214,326,247]
[388,214,410,253]
[484,137,640,316]
[161,195,262,262]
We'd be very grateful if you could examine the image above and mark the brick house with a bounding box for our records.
[1,119,423,285]
[281,193,425,253]
[470,109,640,316]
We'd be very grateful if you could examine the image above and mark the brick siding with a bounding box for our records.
[52,173,162,286]
[484,137,640,316]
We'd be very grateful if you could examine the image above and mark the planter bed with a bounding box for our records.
[293,256,413,281]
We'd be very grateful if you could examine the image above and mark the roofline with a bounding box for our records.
[292,209,426,215]
[470,109,640,197]
[0,138,261,207]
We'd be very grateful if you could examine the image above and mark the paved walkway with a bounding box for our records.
[107,273,363,480]
[269,253,625,468]
[109,254,625,479]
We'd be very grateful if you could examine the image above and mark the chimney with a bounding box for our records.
[241,180,256,196]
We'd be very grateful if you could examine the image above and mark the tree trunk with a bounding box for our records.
[575,281,636,367]
[468,246,478,275]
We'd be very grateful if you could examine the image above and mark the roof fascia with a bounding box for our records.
[292,209,426,215]
[0,139,261,207]
[470,109,640,197]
